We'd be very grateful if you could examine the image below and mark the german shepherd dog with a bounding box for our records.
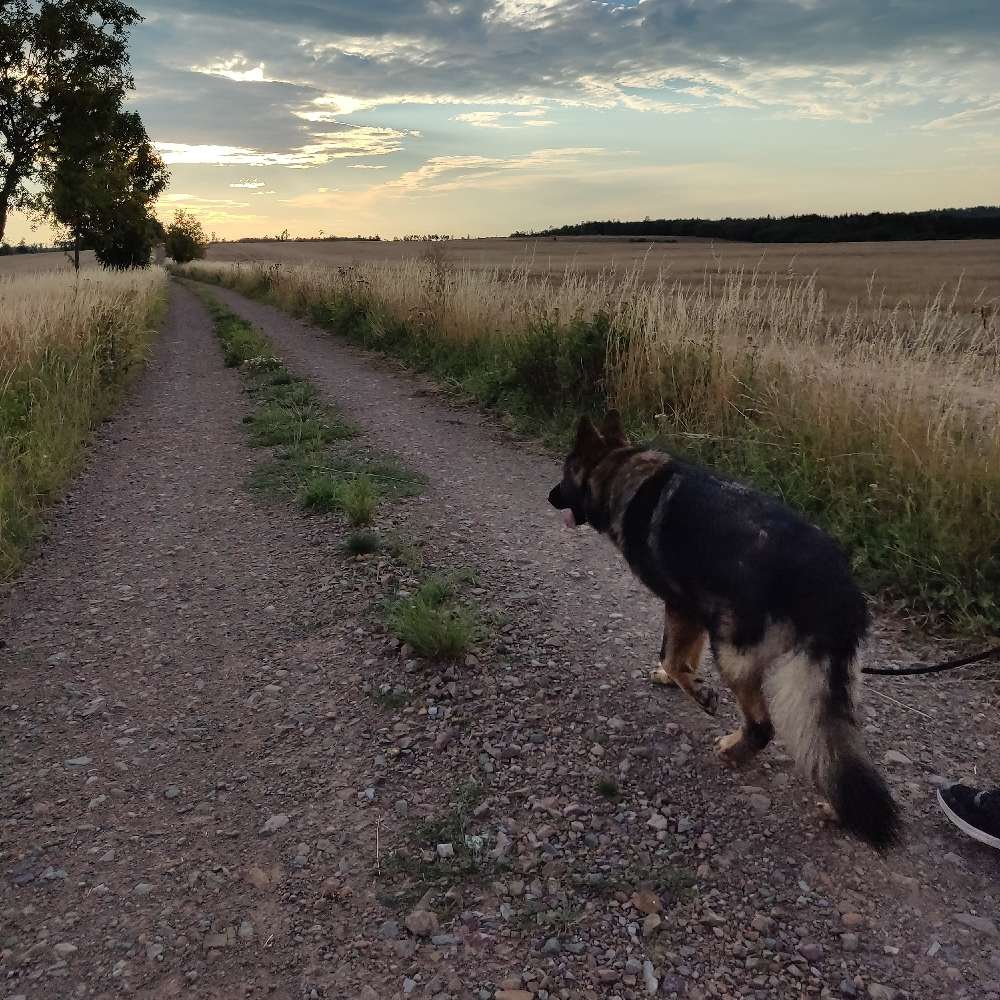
[548,411,900,850]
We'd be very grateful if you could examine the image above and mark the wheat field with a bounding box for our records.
[207,236,1000,316]
[178,254,999,627]
[0,266,166,576]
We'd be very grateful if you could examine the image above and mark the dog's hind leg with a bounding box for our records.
[654,607,716,715]
[716,684,774,767]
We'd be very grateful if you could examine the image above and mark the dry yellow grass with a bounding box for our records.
[180,255,999,627]
[0,249,98,275]
[1,266,166,576]
[207,236,1000,316]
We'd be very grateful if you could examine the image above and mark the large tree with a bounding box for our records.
[46,107,167,269]
[0,0,141,243]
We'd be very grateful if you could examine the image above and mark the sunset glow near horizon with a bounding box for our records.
[7,0,1000,243]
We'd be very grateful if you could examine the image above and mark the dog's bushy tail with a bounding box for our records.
[765,652,901,851]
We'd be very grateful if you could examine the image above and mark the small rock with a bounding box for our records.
[642,960,658,995]
[378,920,402,940]
[799,942,823,962]
[748,793,771,816]
[841,912,865,929]
[53,942,77,958]
[751,913,775,933]
[436,843,455,859]
[246,866,270,889]
[237,920,254,941]
[541,937,561,955]
[358,988,379,1000]
[883,750,912,766]
[65,756,91,767]
[954,913,998,937]
[868,986,898,1000]
[841,933,860,952]
[164,786,180,800]
[631,888,662,914]
[642,913,662,938]
[133,882,153,897]
[146,943,164,961]
[405,909,439,938]
[647,813,670,832]
[260,813,289,836]
[495,992,533,1000]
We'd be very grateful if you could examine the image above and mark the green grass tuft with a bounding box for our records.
[388,574,479,660]
[339,473,379,527]
[596,777,622,802]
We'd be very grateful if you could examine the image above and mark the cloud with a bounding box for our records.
[452,109,555,128]
[229,179,267,189]
[157,191,262,224]
[140,0,1000,126]
[191,56,276,83]
[348,164,387,170]
[919,101,1000,131]
[162,192,250,207]
[155,124,416,167]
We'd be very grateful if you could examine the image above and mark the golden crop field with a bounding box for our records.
[207,236,1000,316]
[0,249,98,274]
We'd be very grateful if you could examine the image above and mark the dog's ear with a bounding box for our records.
[601,410,628,448]
[574,415,606,464]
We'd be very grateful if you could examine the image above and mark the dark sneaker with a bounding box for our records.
[937,784,1000,849]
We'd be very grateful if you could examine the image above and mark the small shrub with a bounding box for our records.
[300,472,342,512]
[338,473,379,527]
[388,587,478,660]
[244,404,337,448]
[165,209,208,263]
[345,529,382,555]
[596,777,622,802]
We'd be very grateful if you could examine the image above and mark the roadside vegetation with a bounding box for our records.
[195,287,426,535]
[177,258,1000,631]
[0,267,166,577]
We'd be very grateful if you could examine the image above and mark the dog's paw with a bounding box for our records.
[716,731,751,767]
[694,683,719,716]
[649,668,677,688]
[815,800,837,824]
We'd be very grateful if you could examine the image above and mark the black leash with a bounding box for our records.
[862,643,1000,677]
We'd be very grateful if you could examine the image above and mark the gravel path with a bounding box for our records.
[1,281,998,1000]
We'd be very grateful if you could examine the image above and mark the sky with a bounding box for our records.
[8,0,1000,242]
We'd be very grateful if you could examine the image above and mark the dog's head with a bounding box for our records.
[548,410,629,528]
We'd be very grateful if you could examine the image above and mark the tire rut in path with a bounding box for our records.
[0,285,421,998]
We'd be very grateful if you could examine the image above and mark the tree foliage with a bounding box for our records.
[164,209,208,263]
[514,207,1000,243]
[0,0,144,243]
[45,107,167,269]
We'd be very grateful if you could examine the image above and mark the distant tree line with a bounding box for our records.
[1,0,170,269]
[513,207,1000,243]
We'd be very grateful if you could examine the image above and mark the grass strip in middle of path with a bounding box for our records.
[194,286,426,527]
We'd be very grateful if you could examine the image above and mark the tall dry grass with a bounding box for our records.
[178,258,1000,629]
[1,268,166,577]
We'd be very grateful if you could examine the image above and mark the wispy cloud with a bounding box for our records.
[452,109,555,129]
[155,123,416,167]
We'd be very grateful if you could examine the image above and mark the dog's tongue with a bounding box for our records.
[563,509,576,529]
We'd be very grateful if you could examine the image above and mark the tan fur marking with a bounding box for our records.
[606,452,671,543]
[660,606,715,714]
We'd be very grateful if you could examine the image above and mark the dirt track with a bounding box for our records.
[1,281,998,1000]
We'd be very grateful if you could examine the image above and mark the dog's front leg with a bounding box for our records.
[651,605,716,715]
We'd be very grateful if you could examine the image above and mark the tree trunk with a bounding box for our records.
[0,192,9,246]
[73,230,80,271]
